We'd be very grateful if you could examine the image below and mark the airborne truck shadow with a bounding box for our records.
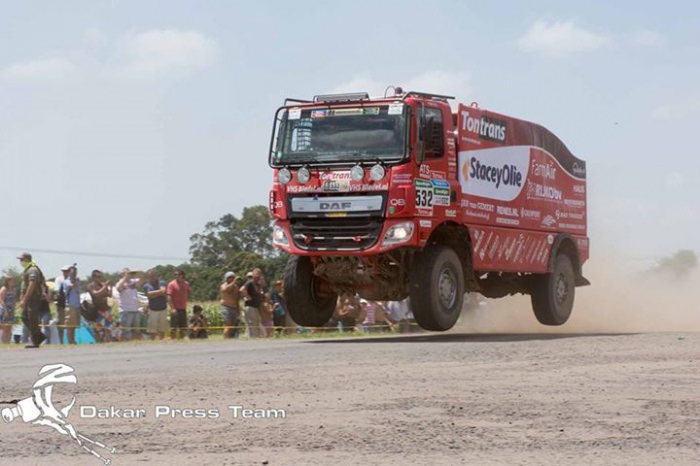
[307,332,637,344]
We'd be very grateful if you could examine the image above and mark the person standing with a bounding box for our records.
[167,269,190,340]
[144,270,168,340]
[17,252,46,348]
[87,269,113,343]
[220,271,240,339]
[54,265,71,343]
[0,276,17,344]
[240,268,265,338]
[117,268,143,341]
[270,280,288,336]
[38,284,53,343]
[62,265,82,345]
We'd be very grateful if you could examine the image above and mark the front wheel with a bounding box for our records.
[409,245,464,331]
[283,256,337,327]
[530,253,575,325]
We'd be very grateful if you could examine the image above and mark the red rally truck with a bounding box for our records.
[268,88,589,331]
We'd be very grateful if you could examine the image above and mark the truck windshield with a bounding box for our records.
[271,104,407,166]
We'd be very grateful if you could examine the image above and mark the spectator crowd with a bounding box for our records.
[0,252,415,349]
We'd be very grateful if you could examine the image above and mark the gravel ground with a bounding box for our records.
[1,329,698,466]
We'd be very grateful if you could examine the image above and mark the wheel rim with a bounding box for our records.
[438,267,457,309]
[554,272,570,306]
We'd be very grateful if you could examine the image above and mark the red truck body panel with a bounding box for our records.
[456,104,589,271]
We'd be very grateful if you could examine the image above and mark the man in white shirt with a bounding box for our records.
[117,268,143,341]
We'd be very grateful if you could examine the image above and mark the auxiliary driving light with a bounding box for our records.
[297,167,311,184]
[369,163,385,182]
[350,164,365,182]
[382,221,414,245]
[278,168,292,184]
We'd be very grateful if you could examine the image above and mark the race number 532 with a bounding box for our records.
[415,187,433,208]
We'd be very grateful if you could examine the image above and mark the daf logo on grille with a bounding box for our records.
[320,202,352,210]
[290,195,382,214]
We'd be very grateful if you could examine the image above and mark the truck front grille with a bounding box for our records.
[290,218,383,251]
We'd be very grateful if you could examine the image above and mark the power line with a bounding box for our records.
[0,246,188,263]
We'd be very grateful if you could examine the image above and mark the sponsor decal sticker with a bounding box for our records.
[460,110,508,143]
[458,146,529,202]
[520,208,541,220]
[541,215,556,227]
[388,102,404,115]
[531,159,557,180]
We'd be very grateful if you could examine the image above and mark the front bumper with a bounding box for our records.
[272,218,417,255]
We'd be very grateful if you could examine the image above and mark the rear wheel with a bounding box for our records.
[409,245,464,331]
[531,253,575,325]
[283,256,337,327]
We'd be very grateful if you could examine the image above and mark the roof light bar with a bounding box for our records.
[313,92,369,103]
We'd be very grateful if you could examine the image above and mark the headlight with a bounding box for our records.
[297,167,311,184]
[272,224,289,246]
[382,221,414,245]
[278,168,291,184]
[350,164,365,182]
[369,163,385,181]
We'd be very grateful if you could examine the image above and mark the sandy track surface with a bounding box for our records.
[1,331,698,466]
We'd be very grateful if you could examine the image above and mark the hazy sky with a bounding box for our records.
[0,0,698,277]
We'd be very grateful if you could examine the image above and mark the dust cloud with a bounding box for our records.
[458,257,700,334]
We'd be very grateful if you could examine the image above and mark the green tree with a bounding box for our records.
[188,205,289,300]
[189,205,279,268]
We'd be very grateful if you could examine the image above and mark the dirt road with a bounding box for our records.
[1,330,698,466]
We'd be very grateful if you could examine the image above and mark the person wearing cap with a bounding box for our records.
[220,271,241,339]
[240,268,265,338]
[16,252,47,348]
[144,269,167,340]
[53,265,72,344]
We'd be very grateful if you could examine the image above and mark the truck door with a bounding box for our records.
[415,104,455,218]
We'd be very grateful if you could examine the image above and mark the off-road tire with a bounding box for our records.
[531,253,575,325]
[409,245,464,331]
[283,256,337,327]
